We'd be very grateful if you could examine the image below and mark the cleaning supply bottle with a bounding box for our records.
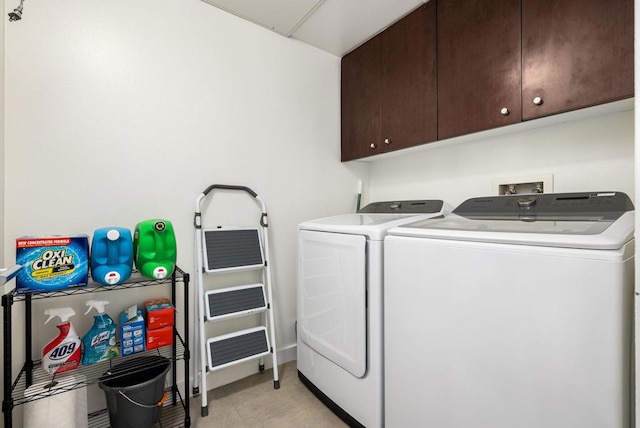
[42,308,81,375]
[134,219,177,279]
[81,300,119,365]
[90,227,133,286]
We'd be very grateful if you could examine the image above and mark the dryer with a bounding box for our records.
[297,200,448,427]
[384,192,635,428]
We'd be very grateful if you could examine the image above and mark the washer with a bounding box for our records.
[297,199,448,427]
[384,192,634,428]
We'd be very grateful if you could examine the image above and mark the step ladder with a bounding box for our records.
[193,185,279,417]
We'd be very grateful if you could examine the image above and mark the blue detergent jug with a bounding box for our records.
[90,227,133,285]
[134,219,176,280]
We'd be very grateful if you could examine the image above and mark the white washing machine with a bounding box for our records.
[297,199,448,427]
[384,192,635,428]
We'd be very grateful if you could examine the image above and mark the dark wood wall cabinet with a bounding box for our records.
[341,0,634,160]
[437,0,522,140]
[341,3,437,162]
[521,0,634,120]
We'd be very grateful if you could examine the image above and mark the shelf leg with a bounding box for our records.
[183,271,191,425]
[171,270,178,406]
[2,293,13,427]
[25,294,33,388]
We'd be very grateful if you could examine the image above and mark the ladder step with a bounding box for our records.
[205,284,267,321]
[203,228,264,273]
[207,327,270,371]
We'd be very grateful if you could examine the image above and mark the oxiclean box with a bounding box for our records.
[16,235,89,293]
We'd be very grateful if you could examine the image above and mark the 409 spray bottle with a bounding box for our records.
[42,307,81,375]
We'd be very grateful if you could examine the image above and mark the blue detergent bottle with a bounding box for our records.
[134,219,177,279]
[81,300,119,365]
[90,227,133,285]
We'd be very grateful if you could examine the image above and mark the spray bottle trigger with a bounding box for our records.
[85,300,109,315]
[44,312,55,325]
[44,307,75,324]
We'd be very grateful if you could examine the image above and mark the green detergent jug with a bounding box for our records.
[133,219,177,279]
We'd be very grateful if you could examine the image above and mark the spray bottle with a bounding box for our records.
[81,300,119,365]
[42,308,81,375]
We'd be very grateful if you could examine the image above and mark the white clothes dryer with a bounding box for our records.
[384,192,635,428]
[297,200,448,427]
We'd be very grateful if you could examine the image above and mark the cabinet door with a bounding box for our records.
[437,0,522,140]
[380,3,437,153]
[522,0,634,120]
[341,36,381,161]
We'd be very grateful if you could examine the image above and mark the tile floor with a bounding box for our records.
[190,361,348,427]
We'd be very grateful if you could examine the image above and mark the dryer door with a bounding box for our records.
[297,230,367,377]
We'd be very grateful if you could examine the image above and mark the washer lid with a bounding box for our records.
[391,192,635,249]
[298,200,447,240]
[453,192,633,221]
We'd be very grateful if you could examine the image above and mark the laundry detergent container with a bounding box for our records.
[90,227,133,285]
[133,219,176,280]
[98,355,170,428]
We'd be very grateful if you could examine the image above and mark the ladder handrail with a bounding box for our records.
[194,184,268,228]
[202,184,257,198]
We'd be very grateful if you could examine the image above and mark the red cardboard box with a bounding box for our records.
[144,298,175,330]
[146,326,173,350]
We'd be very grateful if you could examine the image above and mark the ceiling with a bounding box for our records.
[200,0,428,57]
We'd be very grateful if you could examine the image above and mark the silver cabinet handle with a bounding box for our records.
[500,107,509,115]
[370,142,376,149]
[384,138,391,145]
[533,96,543,105]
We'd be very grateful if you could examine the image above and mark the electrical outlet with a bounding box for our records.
[492,174,553,195]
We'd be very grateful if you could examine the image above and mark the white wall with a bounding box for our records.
[366,107,634,207]
[3,0,367,414]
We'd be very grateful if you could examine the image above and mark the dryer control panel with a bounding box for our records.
[358,200,444,214]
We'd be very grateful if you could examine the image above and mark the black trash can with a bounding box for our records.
[99,355,170,428]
